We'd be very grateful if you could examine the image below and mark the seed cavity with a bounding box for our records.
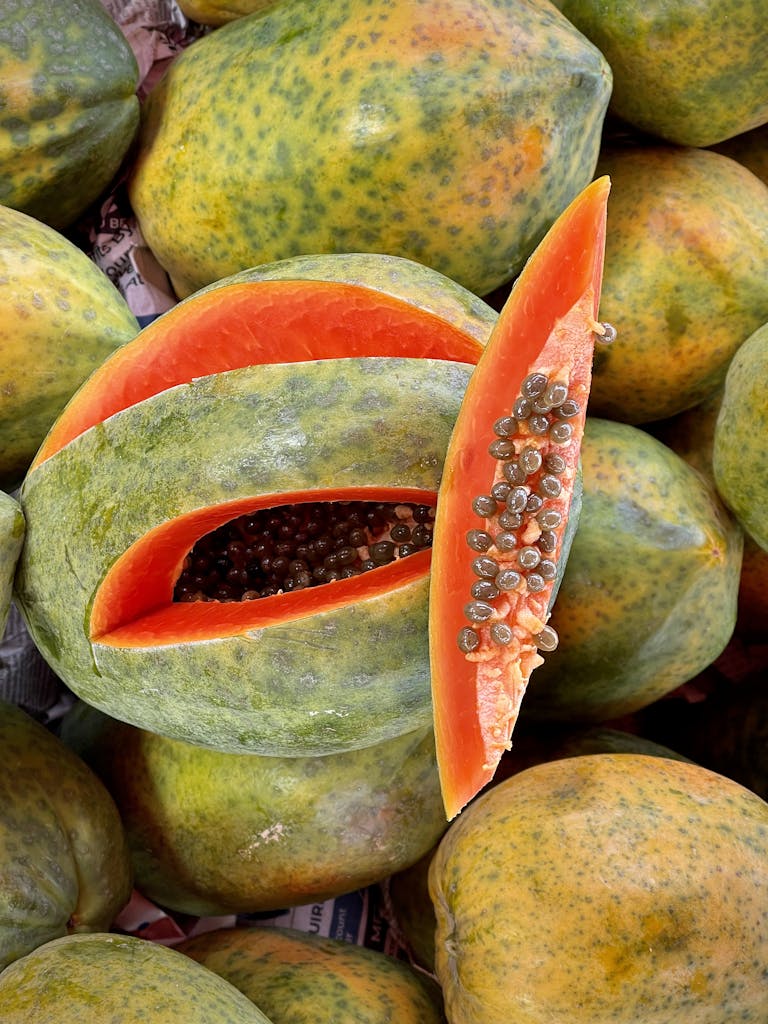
[456,366,581,655]
[175,499,434,603]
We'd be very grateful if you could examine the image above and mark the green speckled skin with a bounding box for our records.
[523,417,743,723]
[0,699,132,972]
[206,252,498,347]
[0,491,24,635]
[0,933,273,1022]
[429,754,768,1024]
[588,146,768,424]
[179,926,446,1022]
[16,357,471,755]
[552,0,768,146]
[0,205,140,489]
[713,322,768,552]
[128,0,611,298]
[0,0,139,230]
[61,701,447,917]
[387,726,689,974]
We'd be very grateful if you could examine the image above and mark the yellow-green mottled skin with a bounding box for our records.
[429,753,768,1024]
[178,0,285,26]
[0,205,139,489]
[653,388,768,640]
[128,0,611,298]
[552,0,768,147]
[16,357,471,755]
[0,933,274,1022]
[523,418,743,724]
[588,146,768,424]
[0,0,139,230]
[713,322,768,553]
[0,491,24,635]
[387,727,689,974]
[0,700,132,972]
[179,926,446,1023]
[61,701,447,917]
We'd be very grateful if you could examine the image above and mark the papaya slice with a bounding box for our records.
[31,278,483,469]
[429,176,612,819]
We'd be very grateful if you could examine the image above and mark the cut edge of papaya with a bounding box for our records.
[90,486,436,647]
[429,176,611,820]
[31,280,484,471]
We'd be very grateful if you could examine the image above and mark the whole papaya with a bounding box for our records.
[587,145,768,424]
[713,321,768,552]
[0,700,132,972]
[0,0,139,230]
[0,205,139,489]
[552,0,768,147]
[429,754,768,1023]
[128,0,611,298]
[522,417,743,724]
[0,492,24,637]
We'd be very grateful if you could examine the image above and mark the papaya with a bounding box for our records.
[0,0,140,231]
[177,0,283,26]
[0,204,140,489]
[128,0,611,298]
[428,175,612,818]
[386,724,688,974]
[650,388,768,641]
[0,933,273,1023]
[429,753,768,1023]
[713,321,768,552]
[522,417,743,725]
[178,926,446,1023]
[0,699,132,972]
[551,0,768,147]
[0,492,24,637]
[60,700,446,918]
[15,253,493,756]
[587,145,768,424]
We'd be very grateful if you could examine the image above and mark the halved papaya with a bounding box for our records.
[429,176,611,819]
[16,255,493,756]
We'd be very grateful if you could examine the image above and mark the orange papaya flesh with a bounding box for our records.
[91,486,435,646]
[429,176,611,820]
[31,279,483,470]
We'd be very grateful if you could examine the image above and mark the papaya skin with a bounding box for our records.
[128,0,611,298]
[0,933,272,1023]
[0,491,24,636]
[523,417,742,724]
[0,700,133,972]
[588,145,768,424]
[552,0,768,147]
[429,753,768,1024]
[60,701,447,918]
[0,205,139,489]
[0,0,139,230]
[713,321,768,553]
[178,926,446,1023]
